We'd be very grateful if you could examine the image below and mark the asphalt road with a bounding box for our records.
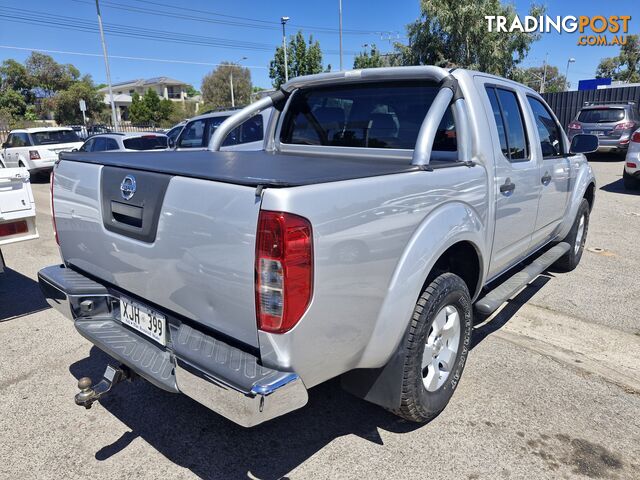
[0,157,639,480]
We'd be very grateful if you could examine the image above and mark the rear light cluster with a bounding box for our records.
[255,211,313,334]
[614,122,635,131]
[568,121,582,130]
[50,170,59,245]
[29,150,41,160]
[631,132,640,143]
[627,162,637,168]
[0,220,28,238]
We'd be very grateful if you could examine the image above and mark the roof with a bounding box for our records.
[103,93,132,103]
[91,132,168,138]
[10,127,73,133]
[99,77,187,91]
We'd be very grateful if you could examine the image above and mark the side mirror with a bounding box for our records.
[570,134,599,154]
[1,142,7,149]
[71,148,79,152]
[168,138,175,149]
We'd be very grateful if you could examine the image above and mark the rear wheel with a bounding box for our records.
[554,198,589,272]
[392,273,473,423]
[623,169,640,190]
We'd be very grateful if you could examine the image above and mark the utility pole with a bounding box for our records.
[281,16,290,83]
[95,0,118,130]
[565,57,576,92]
[338,0,343,70]
[540,52,548,94]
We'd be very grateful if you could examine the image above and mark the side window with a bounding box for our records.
[80,139,94,152]
[527,97,564,157]
[5,134,14,147]
[485,86,528,161]
[220,115,263,147]
[178,119,206,148]
[13,133,30,147]
[105,138,119,151]
[92,137,107,152]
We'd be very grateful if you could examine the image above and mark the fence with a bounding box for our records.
[543,86,640,130]
[0,123,166,144]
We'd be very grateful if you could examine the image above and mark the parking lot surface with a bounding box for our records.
[1,157,639,480]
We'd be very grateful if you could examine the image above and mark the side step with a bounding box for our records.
[475,242,570,316]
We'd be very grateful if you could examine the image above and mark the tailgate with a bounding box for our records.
[0,168,38,246]
[53,160,262,347]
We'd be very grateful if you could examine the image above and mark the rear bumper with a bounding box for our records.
[38,264,308,427]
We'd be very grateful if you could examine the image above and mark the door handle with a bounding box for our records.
[500,178,515,195]
[541,172,552,185]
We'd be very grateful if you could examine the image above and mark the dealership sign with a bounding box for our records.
[485,15,632,46]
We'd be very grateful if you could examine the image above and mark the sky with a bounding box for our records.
[0,0,637,91]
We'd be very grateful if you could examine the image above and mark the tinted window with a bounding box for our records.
[92,137,107,151]
[205,116,230,146]
[178,119,208,148]
[31,130,81,145]
[80,139,94,152]
[222,115,264,146]
[577,108,625,123]
[123,135,168,150]
[105,138,120,151]
[486,87,528,161]
[280,81,457,151]
[10,133,30,147]
[166,125,183,143]
[527,97,564,157]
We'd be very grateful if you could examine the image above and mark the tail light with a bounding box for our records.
[255,211,313,334]
[50,169,59,245]
[614,122,635,130]
[627,162,637,168]
[29,150,41,160]
[0,220,28,238]
[631,132,640,143]
[568,121,582,130]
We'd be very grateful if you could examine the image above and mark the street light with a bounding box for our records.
[229,56,247,108]
[565,57,576,91]
[281,16,290,83]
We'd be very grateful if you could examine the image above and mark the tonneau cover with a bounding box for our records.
[59,150,420,187]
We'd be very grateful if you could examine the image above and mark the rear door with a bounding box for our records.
[0,168,38,246]
[479,79,541,278]
[525,96,571,245]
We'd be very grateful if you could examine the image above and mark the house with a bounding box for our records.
[99,77,200,122]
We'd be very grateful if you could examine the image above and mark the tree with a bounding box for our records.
[53,77,104,124]
[511,65,566,93]
[201,62,252,109]
[185,84,200,97]
[597,35,640,83]
[269,31,324,88]
[596,57,621,79]
[129,89,174,125]
[0,89,27,118]
[0,59,32,97]
[399,0,544,77]
[353,44,402,69]
[25,52,79,97]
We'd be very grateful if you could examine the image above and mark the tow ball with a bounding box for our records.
[75,365,131,409]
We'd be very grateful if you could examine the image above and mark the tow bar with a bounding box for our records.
[74,365,132,409]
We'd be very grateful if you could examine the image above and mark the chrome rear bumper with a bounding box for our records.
[38,264,308,427]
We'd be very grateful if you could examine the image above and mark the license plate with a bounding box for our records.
[119,296,166,346]
[590,130,605,136]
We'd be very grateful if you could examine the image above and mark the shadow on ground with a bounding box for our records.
[0,267,49,321]
[599,178,640,195]
[586,152,625,163]
[70,349,421,480]
[67,274,554,479]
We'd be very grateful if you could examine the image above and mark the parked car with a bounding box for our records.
[39,66,598,428]
[1,127,84,175]
[77,132,169,152]
[623,128,640,189]
[567,102,639,155]
[87,124,112,136]
[0,167,38,273]
[174,108,271,151]
[165,120,187,146]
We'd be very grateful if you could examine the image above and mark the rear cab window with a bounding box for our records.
[279,81,457,157]
[577,108,625,123]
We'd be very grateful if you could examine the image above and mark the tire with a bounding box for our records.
[623,169,640,190]
[392,272,473,423]
[553,198,589,272]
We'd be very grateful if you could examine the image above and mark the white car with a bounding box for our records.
[174,109,271,151]
[78,132,169,152]
[623,128,640,190]
[1,127,83,174]
[0,168,38,273]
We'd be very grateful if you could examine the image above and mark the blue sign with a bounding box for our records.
[578,78,612,91]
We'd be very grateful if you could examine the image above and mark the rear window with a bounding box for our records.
[279,81,457,151]
[577,108,625,123]
[31,130,81,145]
[123,135,168,150]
